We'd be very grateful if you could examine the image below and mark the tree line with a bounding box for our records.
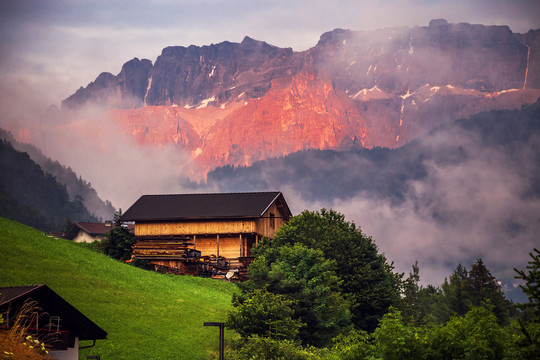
[224,209,539,359]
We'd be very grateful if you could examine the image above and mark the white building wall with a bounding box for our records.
[73,231,103,243]
[50,337,78,360]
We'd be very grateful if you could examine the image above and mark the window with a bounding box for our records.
[270,213,275,229]
[47,316,62,331]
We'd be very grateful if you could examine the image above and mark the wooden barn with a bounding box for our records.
[120,192,292,277]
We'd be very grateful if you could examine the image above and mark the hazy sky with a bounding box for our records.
[1,0,539,105]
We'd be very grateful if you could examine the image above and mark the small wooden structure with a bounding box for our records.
[0,284,107,360]
[120,192,292,277]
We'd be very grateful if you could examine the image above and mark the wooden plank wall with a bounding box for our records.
[135,220,256,236]
[255,202,288,238]
[194,235,249,259]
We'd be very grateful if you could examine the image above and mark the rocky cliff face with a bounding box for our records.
[63,58,152,109]
[144,36,296,107]
[60,20,540,175]
[312,20,531,94]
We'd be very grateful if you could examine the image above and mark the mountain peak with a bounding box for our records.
[240,35,282,51]
[429,18,449,27]
[241,35,258,44]
[316,28,350,46]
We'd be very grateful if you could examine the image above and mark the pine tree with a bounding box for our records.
[102,209,135,262]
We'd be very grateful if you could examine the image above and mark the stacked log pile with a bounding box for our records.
[132,235,194,259]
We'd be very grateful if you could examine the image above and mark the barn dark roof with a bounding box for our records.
[120,191,291,222]
[0,284,107,341]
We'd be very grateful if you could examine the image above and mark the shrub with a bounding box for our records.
[426,305,508,360]
[225,336,326,360]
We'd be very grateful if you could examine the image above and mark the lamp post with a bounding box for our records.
[203,322,224,360]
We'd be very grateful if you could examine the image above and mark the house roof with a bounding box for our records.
[0,285,42,305]
[64,222,111,240]
[120,191,292,222]
[0,284,107,341]
[63,222,134,240]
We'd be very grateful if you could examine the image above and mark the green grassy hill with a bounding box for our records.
[0,217,237,359]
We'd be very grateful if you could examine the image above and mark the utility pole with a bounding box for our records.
[203,322,224,360]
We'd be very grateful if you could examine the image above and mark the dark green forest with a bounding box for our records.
[0,139,98,231]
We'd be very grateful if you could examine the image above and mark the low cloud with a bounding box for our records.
[0,89,202,210]
[283,126,540,286]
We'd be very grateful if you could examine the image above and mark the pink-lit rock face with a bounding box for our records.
[193,69,368,170]
[56,20,540,177]
[108,67,540,175]
[111,106,202,150]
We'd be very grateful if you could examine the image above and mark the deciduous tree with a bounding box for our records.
[226,289,303,340]
[239,243,352,346]
[270,209,401,331]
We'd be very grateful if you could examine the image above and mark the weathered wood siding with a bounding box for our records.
[134,220,256,236]
[132,201,289,262]
[255,202,288,238]
[194,236,244,259]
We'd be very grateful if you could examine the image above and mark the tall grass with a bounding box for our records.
[0,217,238,359]
[0,299,53,360]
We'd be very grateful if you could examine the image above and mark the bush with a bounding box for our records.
[0,300,53,360]
[225,336,326,360]
[328,329,372,360]
[371,308,425,360]
[237,243,352,346]
[426,305,508,360]
[226,289,304,340]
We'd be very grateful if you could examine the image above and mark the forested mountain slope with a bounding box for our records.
[0,139,99,231]
[0,129,115,221]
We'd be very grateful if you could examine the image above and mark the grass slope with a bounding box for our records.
[0,217,237,359]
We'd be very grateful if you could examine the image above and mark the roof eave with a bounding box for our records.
[260,192,292,219]
[125,215,262,222]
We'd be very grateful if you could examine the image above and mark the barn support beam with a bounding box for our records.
[239,234,243,257]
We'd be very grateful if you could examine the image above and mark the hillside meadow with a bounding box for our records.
[0,217,238,359]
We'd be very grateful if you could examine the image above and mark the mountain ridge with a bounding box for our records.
[34,20,540,176]
[62,20,540,111]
